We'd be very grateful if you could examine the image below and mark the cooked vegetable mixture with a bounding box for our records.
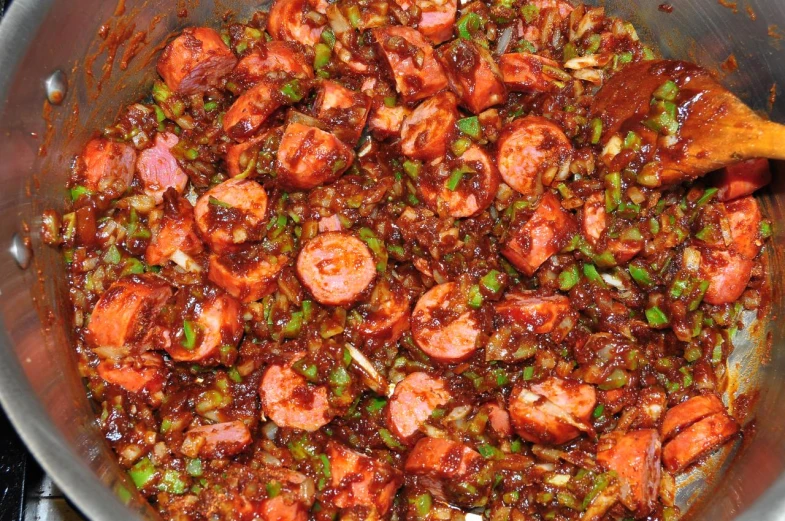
[41,0,773,519]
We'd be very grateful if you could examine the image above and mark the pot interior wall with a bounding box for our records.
[0,0,783,519]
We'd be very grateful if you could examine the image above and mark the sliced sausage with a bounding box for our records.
[165,293,244,363]
[96,352,167,394]
[582,191,642,263]
[713,158,771,202]
[499,53,561,93]
[223,81,284,141]
[209,251,288,303]
[259,353,333,431]
[327,442,402,514]
[725,196,762,260]
[662,412,740,472]
[494,291,571,334]
[157,27,237,94]
[399,91,458,160]
[486,403,513,438]
[295,231,375,306]
[318,214,343,233]
[502,192,578,276]
[532,0,573,19]
[353,281,411,345]
[373,26,449,102]
[420,145,500,218]
[417,0,457,44]
[660,394,726,441]
[181,421,252,459]
[313,80,372,145]
[387,372,451,441]
[596,429,661,514]
[146,188,204,266]
[411,282,484,363]
[268,0,324,46]
[496,116,573,196]
[136,132,189,204]
[276,122,354,190]
[404,437,482,479]
[232,41,314,87]
[368,104,411,138]
[87,275,173,350]
[259,496,308,521]
[437,40,506,114]
[194,178,269,252]
[77,138,136,195]
[508,377,596,445]
[225,134,266,178]
[699,249,754,306]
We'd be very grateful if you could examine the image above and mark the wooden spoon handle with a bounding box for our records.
[736,120,785,161]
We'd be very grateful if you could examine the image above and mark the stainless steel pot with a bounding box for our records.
[0,1,784,519]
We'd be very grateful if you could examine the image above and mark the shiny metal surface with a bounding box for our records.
[0,0,783,520]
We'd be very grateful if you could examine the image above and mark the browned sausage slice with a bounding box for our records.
[327,442,402,514]
[499,53,561,93]
[209,251,288,303]
[87,275,173,350]
[259,353,333,431]
[596,429,662,514]
[165,293,244,363]
[232,41,314,86]
[313,80,372,145]
[295,231,376,306]
[146,189,204,266]
[508,377,596,444]
[399,91,458,160]
[392,0,457,44]
[387,372,451,441]
[662,412,740,472]
[267,0,325,46]
[494,291,571,334]
[660,394,726,441]
[276,122,354,190]
[532,0,573,18]
[373,26,449,102]
[420,145,500,218]
[223,81,283,141]
[582,191,642,263]
[181,421,252,459]
[368,104,411,138]
[713,158,770,202]
[496,116,573,196]
[502,192,578,276]
[157,27,237,94]
[411,282,483,363]
[699,249,754,306]
[77,138,136,195]
[725,196,762,260]
[404,437,482,478]
[353,281,411,346]
[259,497,308,521]
[96,352,167,394]
[194,178,269,252]
[136,132,189,204]
[437,40,507,114]
[486,403,513,438]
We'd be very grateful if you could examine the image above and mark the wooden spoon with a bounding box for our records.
[590,59,785,184]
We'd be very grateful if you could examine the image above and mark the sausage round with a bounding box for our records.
[181,421,253,459]
[295,232,376,306]
[326,442,402,514]
[437,40,507,114]
[146,189,204,266]
[267,0,325,46]
[164,292,244,364]
[208,251,288,303]
[276,122,354,190]
[232,41,314,86]
[96,352,167,395]
[223,82,283,141]
[660,394,726,441]
[713,158,770,202]
[494,291,571,334]
[77,138,136,195]
[136,132,189,204]
[596,429,662,514]
[499,53,561,93]
[399,91,458,160]
[419,144,500,218]
[194,178,269,252]
[259,353,333,431]
[411,282,483,363]
[496,116,573,196]
[387,372,451,441]
[157,27,237,95]
[662,412,739,472]
[404,437,482,479]
[87,275,173,350]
